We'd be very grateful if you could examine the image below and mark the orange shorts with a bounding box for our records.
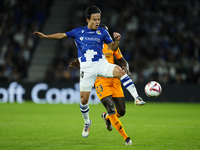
[94,76,124,100]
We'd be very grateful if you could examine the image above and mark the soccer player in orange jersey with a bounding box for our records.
[95,24,132,145]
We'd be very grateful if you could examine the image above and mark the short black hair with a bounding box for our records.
[100,24,109,31]
[85,5,101,19]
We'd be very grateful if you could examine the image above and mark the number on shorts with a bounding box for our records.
[96,85,103,97]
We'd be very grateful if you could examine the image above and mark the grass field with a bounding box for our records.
[0,102,200,150]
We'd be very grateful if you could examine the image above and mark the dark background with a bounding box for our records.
[0,0,200,103]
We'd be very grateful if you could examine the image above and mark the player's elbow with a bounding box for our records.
[112,48,118,51]
[60,33,67,39]
[111,46,118,51]
[112,45,119,51]
[108,43,117,51]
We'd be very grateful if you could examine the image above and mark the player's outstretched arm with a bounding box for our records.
[33,31,67,39]
[107,32,121,51]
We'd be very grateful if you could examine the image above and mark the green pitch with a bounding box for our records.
[0,102,200,150]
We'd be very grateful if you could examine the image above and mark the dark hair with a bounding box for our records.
[100,24,109,31]
[85,5,101,19]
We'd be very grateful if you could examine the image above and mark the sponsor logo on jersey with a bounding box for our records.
[84,37,100,42]
[80,37,84,41]
[96,30,101,35]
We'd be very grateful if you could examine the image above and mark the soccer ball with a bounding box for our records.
[145,81,162,98]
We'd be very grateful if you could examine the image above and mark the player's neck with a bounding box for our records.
[87,25,97,31]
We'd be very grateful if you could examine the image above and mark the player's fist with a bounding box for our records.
[33,31,45,38]
[68,58,80,68]
[113,32,121,41]
[68,62,78,68]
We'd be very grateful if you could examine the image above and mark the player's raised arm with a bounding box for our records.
[33,31,67,39]
[107,32,121,51]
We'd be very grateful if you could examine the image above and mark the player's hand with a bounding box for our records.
[68,62,77,68]
[113,32,121,41]
[122,66,132,76]
[33,31,46,38]
[68,59,80,68]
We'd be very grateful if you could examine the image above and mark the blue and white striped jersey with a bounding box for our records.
[65,26,113,62]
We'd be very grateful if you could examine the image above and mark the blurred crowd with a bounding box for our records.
[47,0,200,84]
[0,0,52,82]
[1,0,200,84]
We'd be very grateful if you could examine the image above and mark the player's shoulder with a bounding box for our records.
[95,27,109,37]
[70,26,88,35]
[98,27,107,33]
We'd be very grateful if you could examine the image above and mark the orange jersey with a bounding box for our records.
[95,44,124,100]
[103,43,123,64]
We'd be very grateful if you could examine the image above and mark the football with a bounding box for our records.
[145,81,162,98]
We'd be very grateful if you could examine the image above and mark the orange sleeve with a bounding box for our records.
[114,48,123,59]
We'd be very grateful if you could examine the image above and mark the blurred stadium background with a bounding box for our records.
[0,0,200,103]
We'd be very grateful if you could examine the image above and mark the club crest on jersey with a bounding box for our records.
[96,30,101,35]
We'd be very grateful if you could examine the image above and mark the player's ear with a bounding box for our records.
[86,18,90,23]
